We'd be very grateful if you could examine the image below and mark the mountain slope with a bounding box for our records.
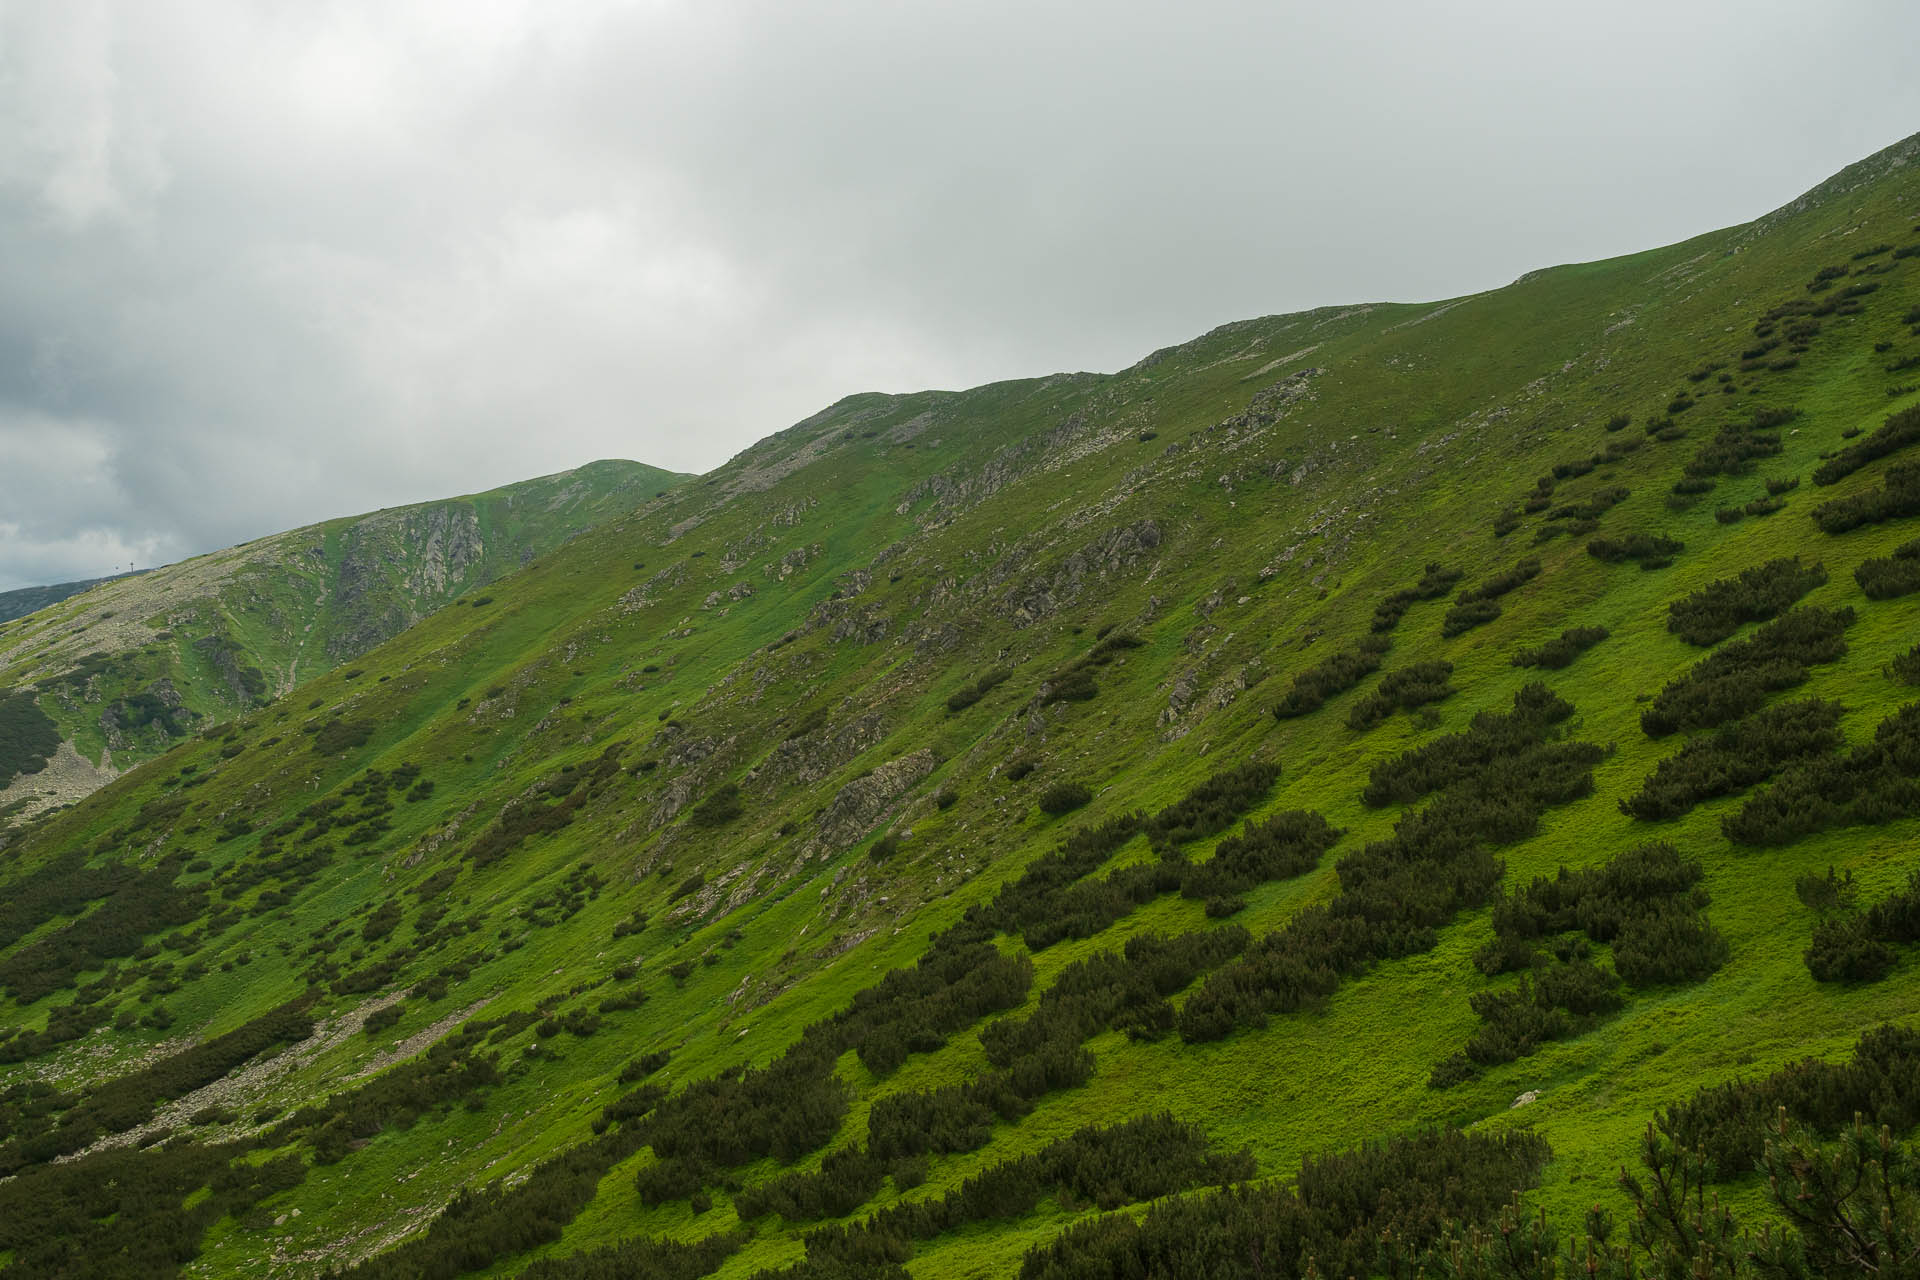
[0,460,687,826]
[2,134,1920,1279]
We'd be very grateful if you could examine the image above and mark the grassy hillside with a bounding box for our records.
[2,134,1920,1278]
[0,460,686,827]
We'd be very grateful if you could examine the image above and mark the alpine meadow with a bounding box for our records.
[6,130,1920,1279]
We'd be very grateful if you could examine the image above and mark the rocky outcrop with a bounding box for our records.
[401,505,486,597]
[325,503,489,659]
[804,567,892,644]
[805,749,935,855]
[998,518,1163,626]
[753,711,888,792]
[893,409,1126,528]
[620,563,688,614]
[768,544,823,581]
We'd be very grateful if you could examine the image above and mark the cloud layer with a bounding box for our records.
[3,0,1917,588]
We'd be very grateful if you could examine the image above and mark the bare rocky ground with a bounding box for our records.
[0,740,118,829]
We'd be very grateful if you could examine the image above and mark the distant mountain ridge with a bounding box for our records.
[0,458,687,819]
[0,571,147,624]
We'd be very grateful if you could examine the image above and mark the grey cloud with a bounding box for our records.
[2,0,1918,589]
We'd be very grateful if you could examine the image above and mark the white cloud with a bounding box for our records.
[0,0,1917,588]
[0,1,168,229]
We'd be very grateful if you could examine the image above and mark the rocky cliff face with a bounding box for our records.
[0,459,685,819]
[326,504,491,659]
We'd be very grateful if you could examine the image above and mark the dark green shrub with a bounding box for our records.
[689,783,742,827]
[1724,701,1920,844]
[1511,625,1608,670]
[1855,537,1920,598]
[0,857,207,1009]
[1892,644,1920,685]
[1805,913,1897,983]
[1370,563,1463,632]
[1180,687,1600,1044]
[311,718,375,756]
[1812,459,1920,532]
[1084,631,1146,663]
[946,667,1011,713]
[1038,782,1092,816]
[1621,699,1843,821]
[466,746,624,868]
[1665,556,1827,646]
[0,999,313,1170]
[618,1050,671,1084]
[782,707,829,741]
[1546,484,1628,523]
[1664,1023,1920,1177]
[598,984,648,1015]
[343,1130,689,1280]
[1016,1127,1547,1280]
[363,1005,402,1037]
[1044,670,1099,703]
[1346,661,1454,729]
[1142,761,1281,851]
[1446,880,1723,1073]
[736,1144,887,1222]
[1642,605,1853,736]
[804,1114,1251,1271]
[1812,404,1920,485]
[1795,866,1857,914]
[1441,558,1540,637]
[1361,682,1580,808]
[1681,410,1789,481]
[1180,810,1340,902]
[940,687,983,717]
[1272,635,1390,717]
[1587,534,1682,569]
[1439,597,1501,637]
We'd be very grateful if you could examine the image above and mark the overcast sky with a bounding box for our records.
[2,1,1917,590]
